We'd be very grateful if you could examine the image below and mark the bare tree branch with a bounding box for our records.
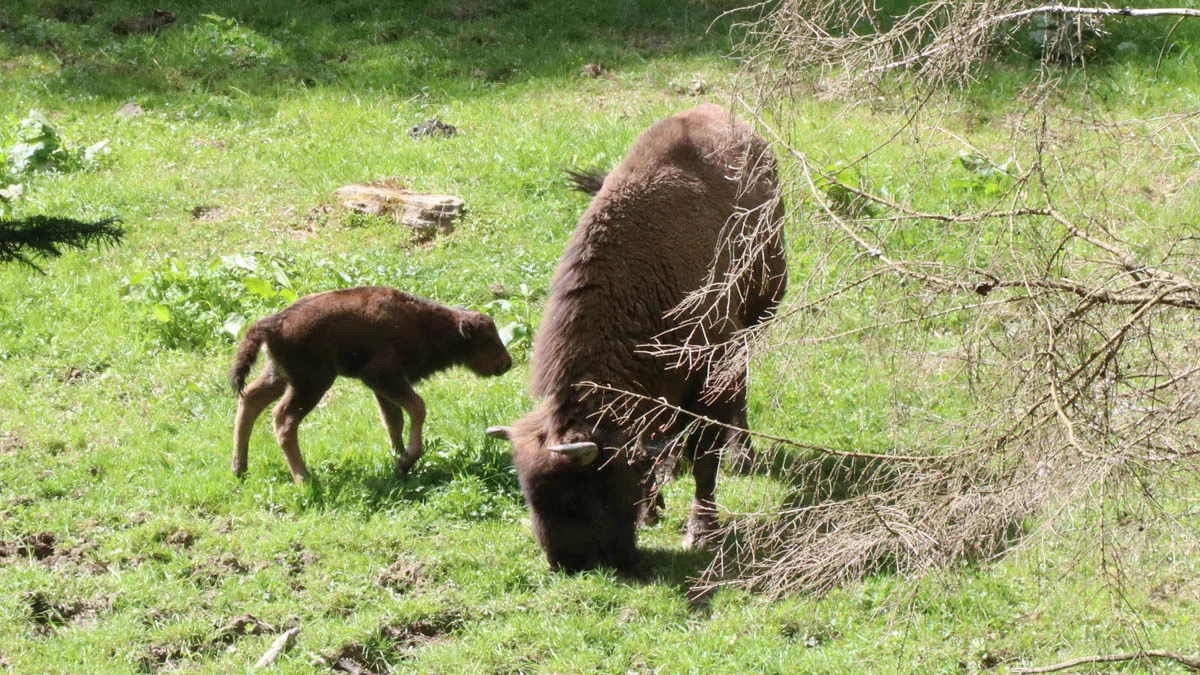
[1013,649,1200,673]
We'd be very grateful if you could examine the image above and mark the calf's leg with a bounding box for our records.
[233,362,288,477]
[363,371,425,477]
[373,393,407,475]
[271,375,334,485]
[394,388,426,475]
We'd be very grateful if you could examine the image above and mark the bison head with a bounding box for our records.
[456,311,513,377]
[486,407,650,577]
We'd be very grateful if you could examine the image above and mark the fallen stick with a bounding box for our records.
[253,626,300,669]
[1014,649,1200,674]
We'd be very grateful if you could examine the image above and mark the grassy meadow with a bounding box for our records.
[1,0,1199,672]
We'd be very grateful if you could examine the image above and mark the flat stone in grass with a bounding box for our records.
[335,180,465,240]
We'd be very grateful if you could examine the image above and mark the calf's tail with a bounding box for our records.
[230,318,272,396]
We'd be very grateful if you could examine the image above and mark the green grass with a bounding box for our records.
[2,0,1199,672]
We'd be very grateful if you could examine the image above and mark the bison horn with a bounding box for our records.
[546,441,599,465]
[485,426,513,441]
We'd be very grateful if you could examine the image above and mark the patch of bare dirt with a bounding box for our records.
[278,542,320,577]
[190,205,224,221]
[213,613,274,644]
[328,643,386,675]
[135,643,188,671]
[167,530,196,548]
[127,510,152,526]
[380,614,461,651]
[1,530,105,573]
[24,591,111,634]
[136,614,286,670]
[61,363,106,384]
[276,542,319,591]
[111,9,176,36]
[275,203,333,241]
[373,556,428,594]
[324,612,466,672]
[115,101,144,118]
[187,553,250,587]
[153,528,196,549]
[0,531,57,561]
[408,119,458,140]
[0,431,25,454]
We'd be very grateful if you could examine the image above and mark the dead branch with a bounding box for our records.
[253,626,300,669]
[1013,649,1200,673]
[569,0,1200,604]
[729,0,1200,97]
[870,5,1200,76]
[579,382,966,463]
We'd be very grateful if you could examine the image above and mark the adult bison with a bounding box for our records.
[487,104,787,575]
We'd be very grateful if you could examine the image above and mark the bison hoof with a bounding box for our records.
[682,518,719,551]
[639,503,664,528]
[622,559,655,582]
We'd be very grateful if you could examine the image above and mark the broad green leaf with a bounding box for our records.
[241,276,276,298]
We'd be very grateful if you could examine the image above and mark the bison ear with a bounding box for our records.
[547,441,599,466]
[485,426,513,441]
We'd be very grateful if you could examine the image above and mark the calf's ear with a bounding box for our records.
[485,426,513,441]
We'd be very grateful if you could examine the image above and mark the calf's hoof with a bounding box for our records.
[394,459,415,479]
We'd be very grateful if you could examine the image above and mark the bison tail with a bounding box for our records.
[565,168,607,196]
[230,319,271,396]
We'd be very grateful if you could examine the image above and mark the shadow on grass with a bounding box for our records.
[289,438,522,513]
[642,544,717,602]
[1,0,748,105]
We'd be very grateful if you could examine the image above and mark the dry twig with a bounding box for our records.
[253,626,300,669]
[1014,649,1200,673]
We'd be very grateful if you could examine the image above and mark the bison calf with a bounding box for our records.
[231,286,512,484]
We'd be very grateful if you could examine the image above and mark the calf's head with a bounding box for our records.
[456,310,513,376]
[486,410,647,576]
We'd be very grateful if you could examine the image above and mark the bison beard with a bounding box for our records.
[488,104,787,575]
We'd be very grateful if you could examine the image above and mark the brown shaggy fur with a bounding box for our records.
[492,104,787,575]
[231,286,511,484]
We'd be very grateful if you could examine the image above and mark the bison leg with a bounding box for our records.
[682,422,723,551]
[724,396,756,475]
[364,373,425,477]
[638,472,666,527]
[271,374,334,485]
[392,387,426,476]
[373,392,406,469]
[233,361,287,477]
